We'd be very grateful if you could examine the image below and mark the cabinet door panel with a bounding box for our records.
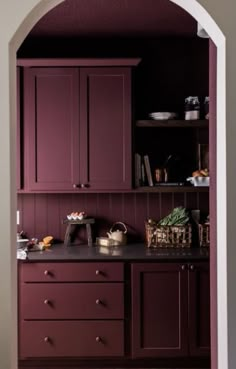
[131,263,188,358]
[188,262,210,356]
[80,68,132,190]
[25,68,79,191]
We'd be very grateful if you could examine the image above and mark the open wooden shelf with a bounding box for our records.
[134,186,209,193]
[136,119,208,128]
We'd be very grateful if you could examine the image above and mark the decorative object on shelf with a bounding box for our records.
[63,217,95,246]
[187,168,209,187]
[199,215,210,247]
[149,112,177,120]
[184,96,200,120]
[145,207,192,248]
[107,222,127,245]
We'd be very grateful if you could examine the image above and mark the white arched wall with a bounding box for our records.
[1,1,235,369]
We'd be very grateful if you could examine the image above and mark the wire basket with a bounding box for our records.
[145,222,192,248]
[198,223,210,247]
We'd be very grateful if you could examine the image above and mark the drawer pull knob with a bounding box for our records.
[44,270,50,276]
[44,299,50,305]
[95,270,100,275]
[96,299,101,305]
[96,336,102,343]
[190,264,195,271]
[44,336,50,343]
[181,265,186,271]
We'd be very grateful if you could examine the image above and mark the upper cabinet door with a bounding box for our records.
[25,68,80,191]
[17,67,22,190]
[80,68,132,190]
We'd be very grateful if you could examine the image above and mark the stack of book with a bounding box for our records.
[135,153,153,187]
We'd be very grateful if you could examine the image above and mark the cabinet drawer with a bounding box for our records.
[20,283,124,319]
[20,320,124,358]
[20,262,124,282]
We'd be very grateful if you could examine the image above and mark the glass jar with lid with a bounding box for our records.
[184,96,200,120]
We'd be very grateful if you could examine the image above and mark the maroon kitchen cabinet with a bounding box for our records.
[79,68,131,190]
[188,262,210,356]
[23,64,132,192]
[19,261,125,358]
[131,263,188,358]
[131,262,210,358]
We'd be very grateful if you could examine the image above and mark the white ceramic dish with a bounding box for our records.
[187,176,210,187]
[149,112,177,120]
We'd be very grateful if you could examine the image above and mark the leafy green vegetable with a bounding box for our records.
[158,207,189,226]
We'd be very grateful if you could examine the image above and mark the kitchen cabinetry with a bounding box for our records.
[19,262,124,358]
[21,59,138,192]
[131,262,210,358]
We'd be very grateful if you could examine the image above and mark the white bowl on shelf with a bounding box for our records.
[149,112,177,120]
[187,176,210,187]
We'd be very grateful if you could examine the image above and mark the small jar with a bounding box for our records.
[185,96,200,120]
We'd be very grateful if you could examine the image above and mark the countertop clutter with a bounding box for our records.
[20,242,209,261]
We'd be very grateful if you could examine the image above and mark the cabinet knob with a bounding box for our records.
[190,264,195,271]
[44,336,50,343]
[95,336,102,343]
[44,299,50,305]
[44,270,50,276]
[73,183,81,189]
[181,265,186,271]
[96,299,101,305]
[95,270,100,275]
[81,183,89,188]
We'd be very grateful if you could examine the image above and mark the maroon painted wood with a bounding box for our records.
[17,67,22,190]
[79,67,132,190]
[17,58,141,67]
[25,67,80,191]
[131,263,188,358]
[188,262,210,356]
[20,262,124,282]
[209,39,217,369]
[17,191,209,242]
[20,283,124,319]
[20,320,124,358]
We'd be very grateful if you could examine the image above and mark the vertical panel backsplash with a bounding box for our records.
[17,192,209,243]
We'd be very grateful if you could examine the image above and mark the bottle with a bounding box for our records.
[185,96,200,120]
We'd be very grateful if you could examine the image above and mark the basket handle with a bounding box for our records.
[110,222,127,234]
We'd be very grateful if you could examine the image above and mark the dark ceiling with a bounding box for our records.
[29,0,197,38]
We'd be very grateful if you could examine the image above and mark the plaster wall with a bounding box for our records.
[0,1,235,369]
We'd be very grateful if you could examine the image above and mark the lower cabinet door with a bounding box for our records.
[131,263,188,358]
[20,320,124,358]
[188,262,210,356]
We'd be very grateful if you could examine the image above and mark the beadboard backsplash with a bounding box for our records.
[17,192,209,244]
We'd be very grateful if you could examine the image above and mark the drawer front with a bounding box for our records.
[20,283,124,319]
[20,320,124,358]
[20,262,124,282]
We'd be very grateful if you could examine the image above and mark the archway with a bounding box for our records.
[7,1,226,369]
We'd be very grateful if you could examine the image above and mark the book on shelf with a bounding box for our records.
[143,155,154,186]
[135,153,141,187]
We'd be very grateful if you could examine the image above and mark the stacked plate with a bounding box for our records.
[149,112,177,120]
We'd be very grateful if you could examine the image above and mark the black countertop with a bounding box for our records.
[22,243,209,261]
